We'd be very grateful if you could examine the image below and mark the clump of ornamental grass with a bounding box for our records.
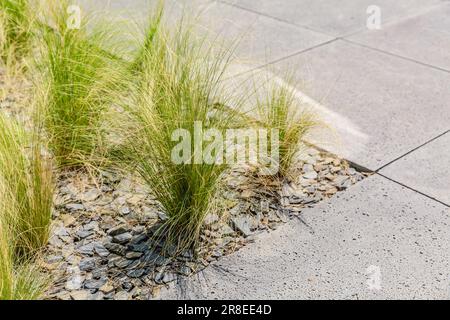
[0,113,53,257]
[0,113,52,300]
[0,198,49,300]
[0,0,35,101]
[120,13,241,253]
[255,77,319,179]
[0,0,33,64]
[35,0,125,169]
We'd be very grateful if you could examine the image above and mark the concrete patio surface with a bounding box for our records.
[380,131,450,206]
[159,175,449,299]
[84,0,450,299]
[273,39,450,170]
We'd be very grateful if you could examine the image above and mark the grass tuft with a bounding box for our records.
[119,12,241,253]
[0,113,52,300]
[35,0,125,169]
[255,76,319,178]
[0,0,33,63]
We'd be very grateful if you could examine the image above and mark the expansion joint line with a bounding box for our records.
[342,38,450,75]
[376,173,450,208]
[376,129,450,172]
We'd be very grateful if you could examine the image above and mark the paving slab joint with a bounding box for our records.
[376,172,450,208]
[342,38,450,74]
[376,129,450,173]
[216,0,335,38]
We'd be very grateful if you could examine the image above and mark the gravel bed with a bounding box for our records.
[43,148,369,300]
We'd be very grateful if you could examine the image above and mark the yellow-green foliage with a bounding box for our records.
[36,0,124,168]
[256,79,318,178]
[0,0,33,63]
[0,114,52,300]
[120,9,242,252]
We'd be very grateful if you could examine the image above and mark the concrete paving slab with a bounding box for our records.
[159,175,450,299]
[77,0,211,23]
[380,131,450,206]
[271,40,450,170]
[193,2,334,72]
[222,0,442,37]
[349,3,450,72]
[78,0,332,75]
[83,0,333,72]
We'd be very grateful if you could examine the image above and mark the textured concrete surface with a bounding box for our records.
[160,175,450,299]
[79,0,333,74]
[195,2,333,70]
[222,0,443,36]
[274,40,450,170]
[380,131,450,206]
[349,2,450,71]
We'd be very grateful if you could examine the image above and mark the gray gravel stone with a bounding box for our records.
[82,189,100,202]
[162,272,177,284]
[92,267,107,280]
[104,292,115,300]
[112,232,132,244]
[76,230,94,240]
[99,282,115,294]
[107,225,130,237]
[66,203,84,211]
[127,242,148,253]
[334,176,352,190]
[231,216,252,237]
[127,269,146,278]
[126,251,143,259]
[220,224,235,236]
[179,266,192,276]
[55,291,71,300]
[142,206,158,220]
[84,278,107,290]
[132,226,146,235]
[79,258,96,272]
[120,207,131,215]
[65,269,83,291]
[77,243,95,256]
[83,221,99,231]
[122,281,134,291]
[70,290,90,300]
[303,171,318,180]
[46,255,64,264]
[129,234,148,245]
[204,213,220,225]
[289,195,317,205]
[155,271,177,284]
[104,243,126,256]
[93,242,110,257]
[143,252,171,267]
[157,212,169,221]
[100,170,121,183]
[54,225,70,238]
[114,257,132,269]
